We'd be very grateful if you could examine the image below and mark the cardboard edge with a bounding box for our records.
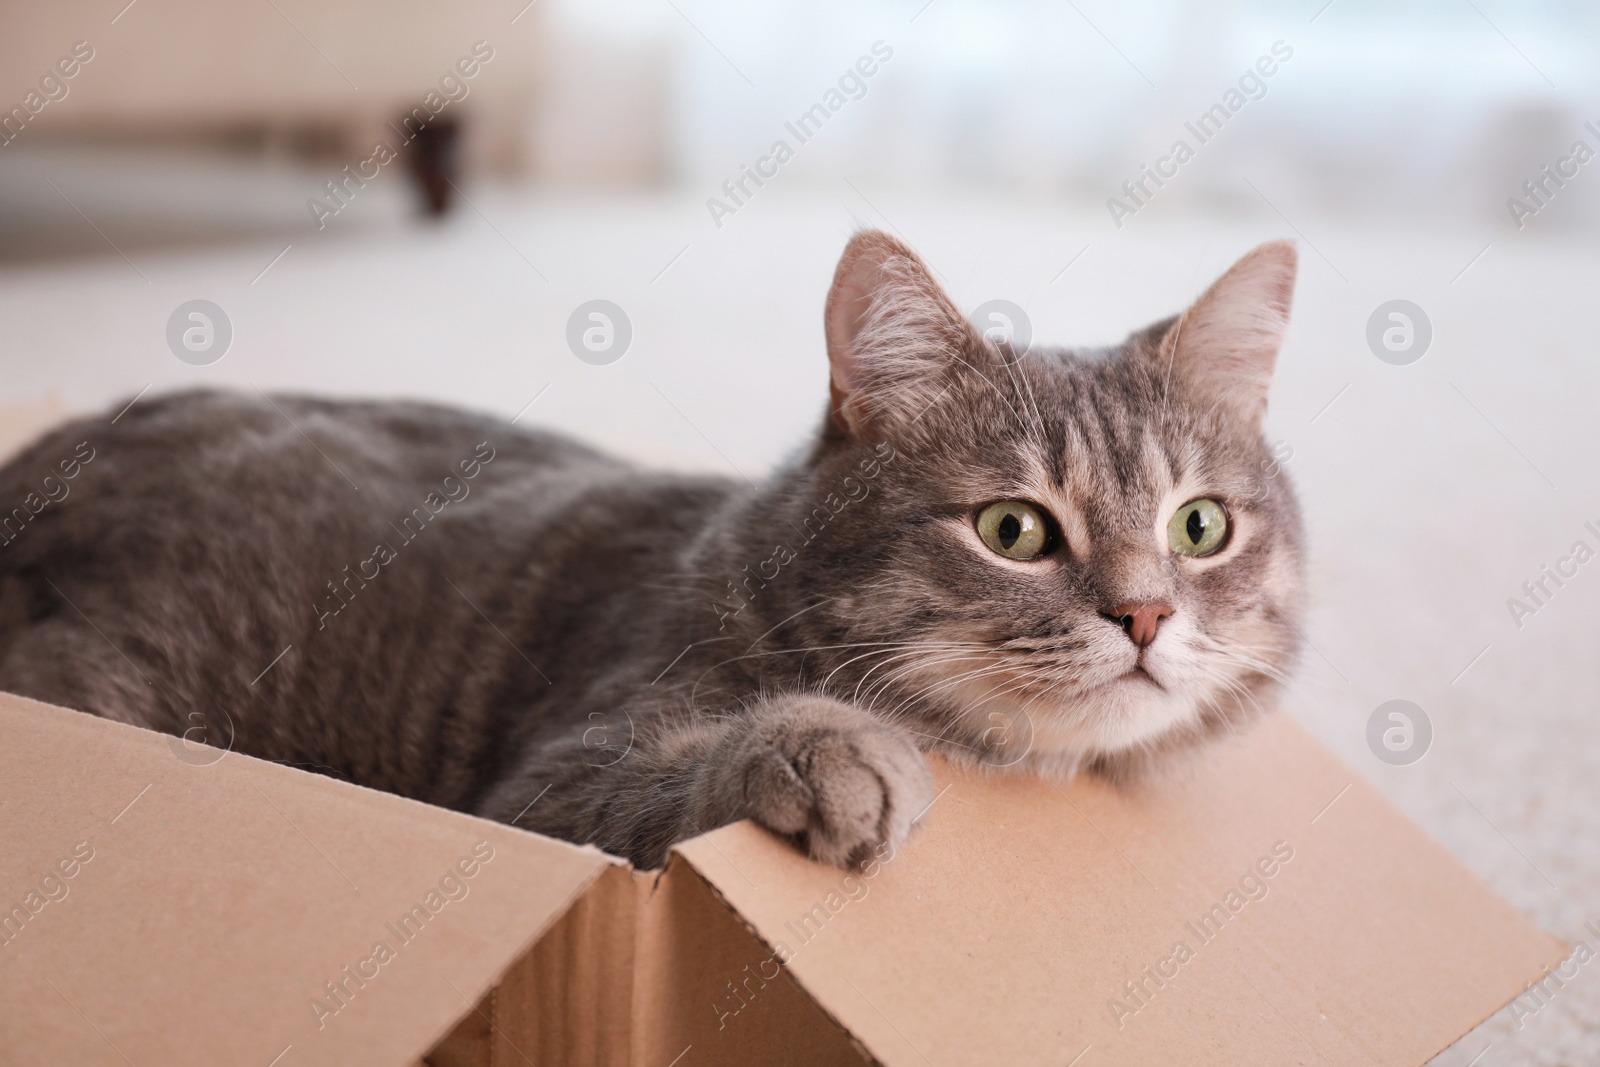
[417,855,629,1065]
[1429,933,1573,1066]
[2,691,627,1067]
[662,846,881,1067]
[501,857,640,1067]
[668,719,1576,1067]
[4,692,621,865]
[1269,718,1574,1060]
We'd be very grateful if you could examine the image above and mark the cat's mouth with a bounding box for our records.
[1120,665,1163,689]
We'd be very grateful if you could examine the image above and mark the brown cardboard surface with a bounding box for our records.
[0,674,1567,1067]
[481,861,639,1066]
[0,691,611,1067]
[450,850,873,1067]
[630,854,871,1067]
[0,397,66,458]
[674,712,1568,1067]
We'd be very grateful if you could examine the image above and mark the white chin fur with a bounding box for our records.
[927,620,1224,770]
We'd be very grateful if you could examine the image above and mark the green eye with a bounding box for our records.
[977,501,1051,560]
[1167,498,1229,557]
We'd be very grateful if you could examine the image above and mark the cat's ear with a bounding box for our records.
[824,230,975,438]
[1160,240,1296,427]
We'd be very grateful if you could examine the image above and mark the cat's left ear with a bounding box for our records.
[824,229,977,438]
[1160,240,1296,427]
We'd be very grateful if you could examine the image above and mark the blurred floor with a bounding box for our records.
[0,180,1596,1062]
[0,143,414,263]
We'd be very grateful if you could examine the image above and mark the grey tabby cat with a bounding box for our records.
[0,231,1303,869]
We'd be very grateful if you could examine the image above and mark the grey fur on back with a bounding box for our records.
[0,231,1305,869]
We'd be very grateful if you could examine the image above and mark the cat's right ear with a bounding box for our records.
[824,230,974,438]
[1158,240,1297,428]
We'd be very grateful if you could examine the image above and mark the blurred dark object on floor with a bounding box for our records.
[408,116,461,217]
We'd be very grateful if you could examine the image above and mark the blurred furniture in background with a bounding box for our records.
[0,0,541,174]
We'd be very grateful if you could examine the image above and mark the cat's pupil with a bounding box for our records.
[998,513,1021,549]
[1186,509,1205,544]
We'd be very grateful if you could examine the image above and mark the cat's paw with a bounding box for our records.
[723,696,934,868]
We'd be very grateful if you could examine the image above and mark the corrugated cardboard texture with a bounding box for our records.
[676,712,1567,1067]
[465,853,871,1067]
[474,861,639,1066]
[0,692,611,1067]
[631,854,870,1067]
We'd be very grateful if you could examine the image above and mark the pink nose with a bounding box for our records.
[1106,602,1172,649]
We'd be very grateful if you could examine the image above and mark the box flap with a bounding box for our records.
[675,711,1566,1066]
[467,862,643,1067]
[630,855,871,1067]
[0,692,613,1067]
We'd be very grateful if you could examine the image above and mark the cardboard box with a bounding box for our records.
[0,691,1565,1066]
[0,406,1566,1065]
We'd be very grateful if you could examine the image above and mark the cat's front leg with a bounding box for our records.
[489,694,934,869]
[698,694,935,868]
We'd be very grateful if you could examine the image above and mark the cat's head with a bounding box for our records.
[789,230,1305,773]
